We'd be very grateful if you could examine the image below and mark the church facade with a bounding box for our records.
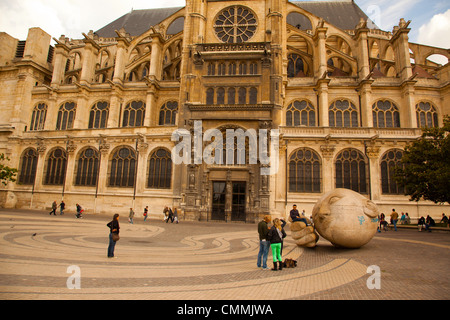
[0,0,449,221]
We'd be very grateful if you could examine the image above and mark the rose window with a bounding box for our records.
[214,6,257,43]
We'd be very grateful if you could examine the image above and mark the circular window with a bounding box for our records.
[214,6,257,43]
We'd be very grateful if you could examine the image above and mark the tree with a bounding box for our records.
[395,116,450,204]
[0,153,18,186]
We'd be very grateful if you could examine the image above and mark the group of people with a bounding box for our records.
[49,200,83,218]
[378,209,448,232]
[163,206,179,224]
[257,204,310,271]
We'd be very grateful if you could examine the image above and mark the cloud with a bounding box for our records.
[418,9,450,48]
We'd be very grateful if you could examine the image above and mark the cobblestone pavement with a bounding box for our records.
[0,208,449,300]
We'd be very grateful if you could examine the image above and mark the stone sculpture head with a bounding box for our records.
[312,188,379,248]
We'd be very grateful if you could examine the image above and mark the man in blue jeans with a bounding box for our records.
[290,204,309,226]
[257,215,271,270]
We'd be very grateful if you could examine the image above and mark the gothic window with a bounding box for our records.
[217,88,225,104]
[380,149,405,195]
[18,148,38,185]
[335,149,369,194]
[286,100,316,127]
[159,101,178,125]
[75,148,99,187]
[30,103,47,131]
[239,62,247,75]
[249,87,257,104]
[372,100,400,128]
[218,63,226,75]
[44,148,67,185]
[229,63,236,75]
[238,88,247,104]
[249,62,258,75]
[88,101,109,129]
[109,147,137,188]
[206,88,215,104]
[416,101,438,128]
[214,6,257,43]
[56,102,76,130]
[208,63,215,75]
[122,101,145,127]
[287,54,305,77]
[289,148,321,193]
[147,148,172,189]
[227,88,236,104]
[329,99,358,128]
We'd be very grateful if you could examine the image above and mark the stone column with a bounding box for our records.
[365,143,381,200]
[320,144,335,194]
[51,42,70,87]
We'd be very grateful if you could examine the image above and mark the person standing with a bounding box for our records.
[390,209,398,231]
[59,200,65,215]
[143,206,149,222]
[128,208,135,224]
[107,214,120,258]
[267,218,286,271]
[50,201,57,215]
[257,215,271,270]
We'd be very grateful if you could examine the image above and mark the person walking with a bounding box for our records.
[75,203,83,218]
[166,207,174,223]
[267,218,286,271]
[257,215,271,270]
[143,206,149,221]
[173,207,179,224]
[128,208,135,224]
[59,200,65,215]
[107,214,120,258]
[50,200,57,215]
[390,209,398,231]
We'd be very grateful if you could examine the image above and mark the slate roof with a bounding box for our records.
[290,0,378,30]
[94,1,376,38]
[95,7,183,38]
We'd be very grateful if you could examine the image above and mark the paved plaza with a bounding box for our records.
[0,208,449,301]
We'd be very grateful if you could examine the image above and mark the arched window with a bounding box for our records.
[30,103,47,131]
[218,63,226,75]
[44,148,67,185]
[329,99,358,128]
[227,88,236,104]
[238,87,246,104]
[109,147,137,188]
[287,54,305,77]
[289,148,321,193]
[159,101,178,125]
[206,88,215,104]
[239,62,247,75]
[88,101,109,129]
[75,148,100,187]
[416,101,438,128]
[147,148,172,189]
[372,100,400,128]
[18,148,38,185]
[208,63,215,75]
[380,149,405,195]
[229,63,236,75]
[335,149,369,194]
[217,88,225,104]
[249,87,257,104]
[286,100,316,126]
[249,62,258,75]
[122,101,145,127]
[56,102,76,130]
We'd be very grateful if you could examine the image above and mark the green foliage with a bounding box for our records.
[395,116,450,204]
[0,153,18,186]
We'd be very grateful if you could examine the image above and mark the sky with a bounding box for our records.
[0,0,449,60]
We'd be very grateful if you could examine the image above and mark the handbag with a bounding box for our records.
[112,233,120,242]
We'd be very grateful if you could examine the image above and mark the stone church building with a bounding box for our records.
[0,0,449,221]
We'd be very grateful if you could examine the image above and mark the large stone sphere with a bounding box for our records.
[312,189,379,248]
